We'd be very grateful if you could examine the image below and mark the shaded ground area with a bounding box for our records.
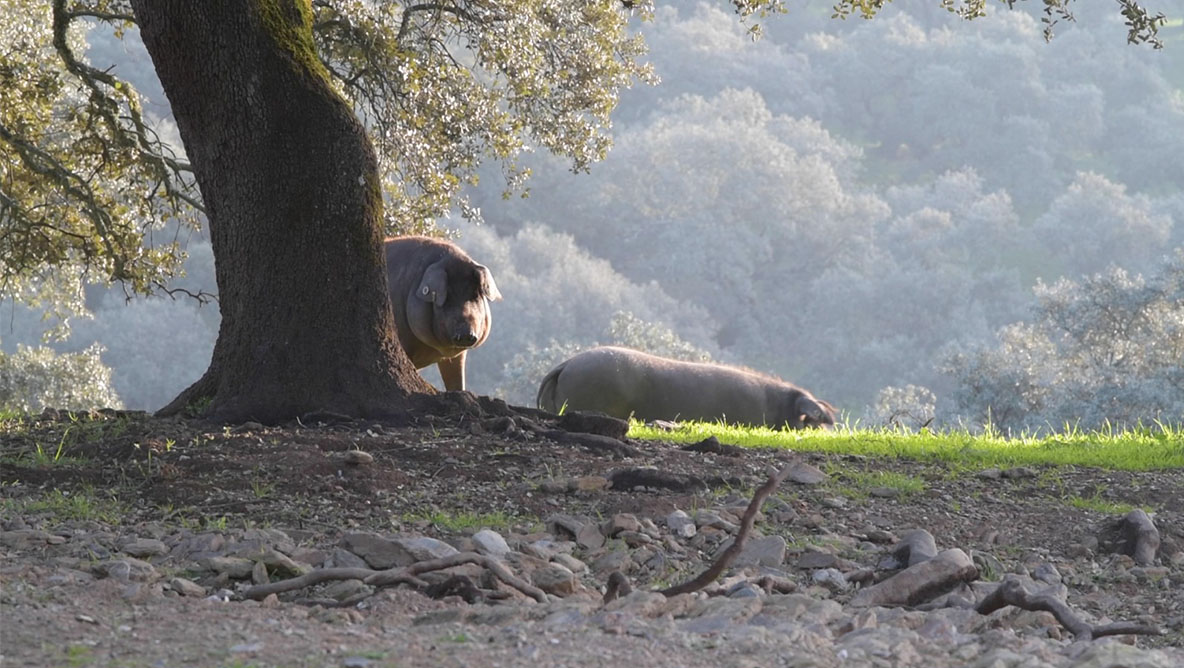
[1,403,1182,666]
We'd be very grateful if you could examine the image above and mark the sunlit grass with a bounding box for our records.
[1065,494,1141,515]
[629,420,1184,471]
[4,488,130,524]
[399,509,520,532]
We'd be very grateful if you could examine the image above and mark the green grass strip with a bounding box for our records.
[629,421,1184,471]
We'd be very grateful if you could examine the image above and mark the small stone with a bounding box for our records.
[532,564,578,597]
[666,510,697,538]
[620,531,652,547]
[201,556,256,579]
[471,529,511,558]
[811,568,849,593]
[797,550,838,570]
[251,560,270,585]
[168,577,206,597]
[343,450,374,465]
[590,550,632,575]
[322,579,371,602]
[576,523,605,550]
[552,553,588,574]
[724,535,787,568]
[96,558,159,583]
[119,538,168,558]
[605,513,642,537]
[694,510,738,532]
[340,532,411,569]
[786,462,828,485]
[392,537,459,563]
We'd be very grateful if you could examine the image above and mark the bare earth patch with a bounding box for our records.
[1,402,1182,667]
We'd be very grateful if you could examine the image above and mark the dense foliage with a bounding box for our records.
[2,1,1180,428]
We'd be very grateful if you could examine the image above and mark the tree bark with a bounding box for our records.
[131,0,432,423]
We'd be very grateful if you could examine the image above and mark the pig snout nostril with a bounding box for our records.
[454,332,479,347]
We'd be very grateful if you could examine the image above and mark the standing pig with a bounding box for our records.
[537,346,835,429]
[385,236,501,391]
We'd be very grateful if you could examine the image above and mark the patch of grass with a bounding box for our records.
[629,421,1184,472]
[1065,493,1140,515]
[10,487,129,524]
[62,644,96,668]
[400,509,518,533]
[835,469,926,500]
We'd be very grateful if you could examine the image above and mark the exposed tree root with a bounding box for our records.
[242,552,547,604]
[971,575,1162,641]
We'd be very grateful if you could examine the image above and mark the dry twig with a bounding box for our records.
[658,462,792,597]
[974,575,1161,641]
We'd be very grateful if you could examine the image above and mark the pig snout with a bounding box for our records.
[452,331,479,347]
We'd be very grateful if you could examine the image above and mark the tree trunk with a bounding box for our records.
[131,0,433,423]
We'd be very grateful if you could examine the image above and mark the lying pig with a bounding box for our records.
[537,346,835,429]
[386,236,501,391]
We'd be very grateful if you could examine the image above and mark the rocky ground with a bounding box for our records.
[1,395,1182,667]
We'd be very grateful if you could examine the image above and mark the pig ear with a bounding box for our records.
[795,395,835,427]
[476,264,502,302]
[417,261,448,307]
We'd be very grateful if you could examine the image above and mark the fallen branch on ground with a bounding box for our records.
[658,462,793,597]
[242,551,547,603]
[971,575,1161,641]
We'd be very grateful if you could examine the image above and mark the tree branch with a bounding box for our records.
[658,462,792,597]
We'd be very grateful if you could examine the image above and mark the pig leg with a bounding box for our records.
[437,352,467,392]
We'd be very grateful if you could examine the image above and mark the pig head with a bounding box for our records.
[385,236,501,391]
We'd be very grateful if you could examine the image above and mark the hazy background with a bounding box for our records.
[4,1,1183,431]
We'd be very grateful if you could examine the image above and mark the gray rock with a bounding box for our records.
[327,547,370,569]
[471,529,511,558]
[797,549,838,570]
[531,563,579,597]
[391,537,459,563]
[605,513,642,537]
[551,553,588,575]
[322,578,371,602]
[724,535,787,568]
[786,462,828,485]
[728,583,763,598]
[1032,563,1062,585]
[693,510,739,532]
[575,523,605,550]
[590,550,632,575]
[340,532,411,569]
[852,548,978,608]
[96,557,159,583]
[200,556,257,579]
[118,538,169,558]
[811,568,849,593]
[168,577,206,597]
[665,510,697,538]
[881,529,938,570]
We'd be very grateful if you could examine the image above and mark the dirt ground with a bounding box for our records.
[1,399,1182,667]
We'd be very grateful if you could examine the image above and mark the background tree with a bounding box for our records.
[1,0,1175,422]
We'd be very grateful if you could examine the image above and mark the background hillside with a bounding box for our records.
[4,1,1182,432]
